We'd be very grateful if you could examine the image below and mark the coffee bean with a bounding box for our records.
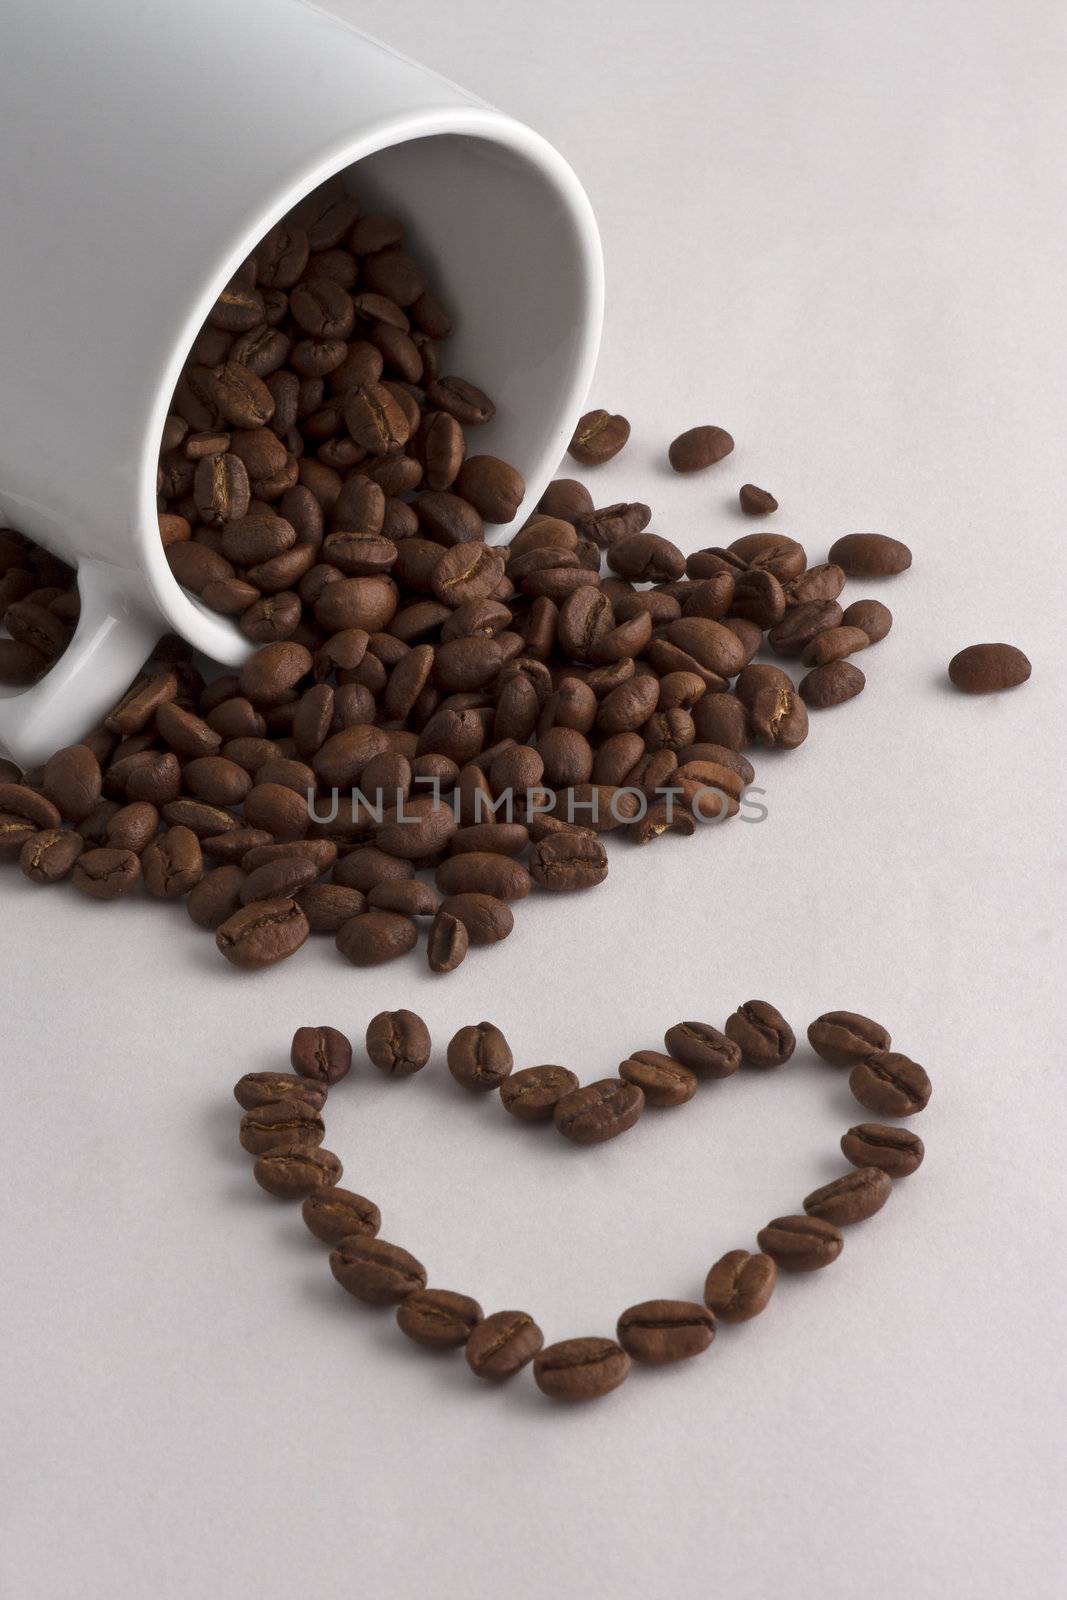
[500,1065,580,1122]
[668,426,734,472]
[140,825,203,898]
[841,1123,925,1177]
[849,1052,931,1116]
[767,601,844,657]
[254,1146,342,1199]
[703,1250,777,1322]
[804,1166,891,1225]
[554,1078,644,1145]
[0,782,62,831]
[291,1024,352,1084]
[784,563,846,607]
[756,1215,844,1271]
[466,1310,544,1380]
[19,828,84,884]
[335,910,418,966]
[330,1236,427,1305]
[239,1098,325,1155]
[302,1187,381,1245]
[948,643,1031,693]
[447,1021,513,1091]
[616,1300,715,1364]
[828,533,912,576]
[216,898,309,966]
[533,1337,631,1401]
[799,660,865,708]
[366,1010,431,1077]
[664,1021,742,1078]
[71,846,142,900]
[435,852,532,902]
[618,1051,697,1107]
[801,626,870,668]
[430,542,506,607]
[297,882,367,932]
[807,1011,892,1067]
[739,484,778,515]
[725,1001,795,1068]
[438,892,514,946]
[427,908,469,972]
[233,1071,327,1112]
[366,878,440,917]
[568,410,631,466]
[841,598,892,643]
[426,376,495,426]
[40,745,102,823]
[397,1288,484,1349]
[528,830,608,891]
[454,456,524,523]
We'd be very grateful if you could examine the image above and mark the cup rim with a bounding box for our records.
[138,104,604,667]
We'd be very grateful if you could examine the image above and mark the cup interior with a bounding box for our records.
[142,122,602,668]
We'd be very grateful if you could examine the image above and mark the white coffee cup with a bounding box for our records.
[0,0,602,768]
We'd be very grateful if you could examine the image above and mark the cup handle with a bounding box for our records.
[0,560,162,770]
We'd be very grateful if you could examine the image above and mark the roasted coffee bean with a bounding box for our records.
[500,1065,580,1122]
[426,376,494,425]
[233,1071,327,1112]
[618,1051,697,1107]
[747,682,808,748]
[739,484,777,515]
[335,910,418,966]
[948,642,1031,693]
[784,563,846,607]
[366,878,440,917]
[568,409,631,465]
[71,846,142,900]
[730,569,786,627]
[142,825,203,898]
[430,542,506,607]
[804,1166,892,1225]
[801,625,869,668]
[533,1337,630,1401]
[466,1310,544,1380]
[842,598,892,643]
[366,1009,431,1077]
[664,1021,742,1078]
[703,1250,778,1322]
[757,1215,843,1271]
[215,898,309,966]
[828,533,912,576]
[841,1123,925,1177]
[800,660,865,707]
[608,532,685,584]
[438,892,514,946]
[435,852,532,901]
[447,1021,513,1091]
[40,745,102,822]
[291,1024,352,1084]
[668,425,734,472]
[254,1146,342,1199]
[725,1001,795,1068]
[0,813,38,856]
[427,909,469,972]
[729,533,806,581]
[0,782,62,831]
[0,639,48,684]
[330,1236,427,1305]
[554,1078,644,1145]
[188,865,247,928]
[807,1011,892,1067]
[454,456,524,524]
[297,882,367,932]
[528,830,608,891]
[849,1052,931,1116]
[240,856,319,904]
[616,1300,715,1364]
[302,1187,381,1245]
[397,1288,484,1350]
[767,601,844,657]
[19,828,84,884]
[239,1098,325,1156]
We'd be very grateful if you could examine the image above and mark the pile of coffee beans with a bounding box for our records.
[231,1005,930,1402]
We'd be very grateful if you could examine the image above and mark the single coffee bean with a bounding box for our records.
[664,1020,742,1078]
[618,1051,698,1107]
[430,542,506,607]
[447,1021,513,1091]
[568,409,631,465]
[724,1001,796,1068]
[70,846,142,900]
[233,1071,327,1112]
[335,910,418,966]
[454,456,525,524]
[302,1187,381,1245]
[757,1215,844,1271]
[434,852,532,902]
[827,532,912,576]
[297,882,367,932]
[668,425,734,472]
[803,1166,891,1225]
[849,1052,932,1116]
[40,744,102,822]
[107,801,161,855]
[616,1300,715,1364]
[291,1024,352,1084]
[499,1065,580,1122]
[703,1250,778,1322]
[739,484,778,515]
[528,829,608,891]
[767,601,844,657]
[366,1009,432,1077]
[366,878,440,917]
[799,660,865,708]
[554,1078,645,1145]
[239,856,319,904]
[427,908,469,972]
[239,1098,325,1156]
[533,1337,631,1401]
[396,1288,484,1350]
[807,1011,892,1067]
[0,782,62,830]
[425,375,495,425]
[329,1236,427,1305]
[254,1146,342,1199]
[103,670,179,735]
[215,898,310,966]
[784,562,846,607]
[948,642,1031,693]
[466,1310,544,1380]
[438,892,514,946]
[19,827,84,884]
[187,865,247,928]
[841,598,892,643]
[141,825,203,898]
[841,1123,925,1177]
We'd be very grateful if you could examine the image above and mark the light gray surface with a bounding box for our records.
[2,2,1065,1597]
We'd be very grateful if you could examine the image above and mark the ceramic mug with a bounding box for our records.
[0,0,603,768]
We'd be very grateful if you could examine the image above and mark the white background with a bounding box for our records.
[2,1,1065,1597]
